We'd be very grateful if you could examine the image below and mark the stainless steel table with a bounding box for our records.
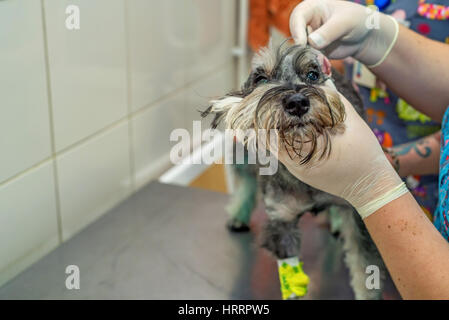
[0,182,400,299]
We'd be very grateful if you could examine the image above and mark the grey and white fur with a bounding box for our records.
[201,43,386,300]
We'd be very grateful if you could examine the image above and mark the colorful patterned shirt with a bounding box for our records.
[434,108,449,241]
[348,0,449,217]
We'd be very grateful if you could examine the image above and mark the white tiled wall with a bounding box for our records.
[44,0,128,151]
[0,0,52,183]
[0,161,59,286]
[183,0,235,83]
[132,90,187,189]
[57,122,132,241]
[127,0,186,111]
[0,0,236,286]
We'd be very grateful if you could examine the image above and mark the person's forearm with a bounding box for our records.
[364,192,449,299]
[391,131,441,177]
[372,25,449,122]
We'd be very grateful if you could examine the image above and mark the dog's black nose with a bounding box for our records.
[283,93,310,117]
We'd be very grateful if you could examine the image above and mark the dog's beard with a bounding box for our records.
[222,83,346,165]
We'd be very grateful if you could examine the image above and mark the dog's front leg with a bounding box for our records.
[261,218,301,259]
[261,191,313,299]
[262,217,310,300]
[226,163,258,232]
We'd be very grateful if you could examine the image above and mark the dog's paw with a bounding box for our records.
[226,218,250,232]
[278,260,309,300]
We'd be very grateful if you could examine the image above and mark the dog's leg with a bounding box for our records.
[260,185,313,258]
[226,163,258,232]
[262,214,310,300]
[261,217,301,259]
[336,206,386,300]
[261,189,314,299]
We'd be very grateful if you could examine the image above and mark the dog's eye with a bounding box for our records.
[306,71,319,82]
[254,75,268,84]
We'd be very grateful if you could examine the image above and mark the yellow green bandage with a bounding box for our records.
[277,257,309,300]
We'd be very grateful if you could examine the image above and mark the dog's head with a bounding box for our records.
[201,43,346,164]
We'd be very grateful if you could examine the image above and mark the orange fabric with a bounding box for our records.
[330,59,344,74]
[248,0,345,74]
[248,0,303,52]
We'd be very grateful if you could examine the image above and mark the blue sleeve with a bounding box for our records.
[434,107,449,241]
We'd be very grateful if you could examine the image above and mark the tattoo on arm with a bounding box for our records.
[394,140,432,158]
[389,131,440,176]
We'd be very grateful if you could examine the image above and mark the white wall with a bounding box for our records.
[0,0,236,286]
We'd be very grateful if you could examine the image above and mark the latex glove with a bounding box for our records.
[289,0,399,67]
[276,94,408,219]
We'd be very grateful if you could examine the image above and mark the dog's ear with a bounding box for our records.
[200,95,243,129]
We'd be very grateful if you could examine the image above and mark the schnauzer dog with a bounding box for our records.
[201,43,386,300]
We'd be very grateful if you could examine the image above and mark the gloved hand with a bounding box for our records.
[276,94,408,219]
[289,0,399,67]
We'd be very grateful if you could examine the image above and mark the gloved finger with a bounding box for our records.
[322,42,360,60]
[308,15,354,49]
[289,1,317,45]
